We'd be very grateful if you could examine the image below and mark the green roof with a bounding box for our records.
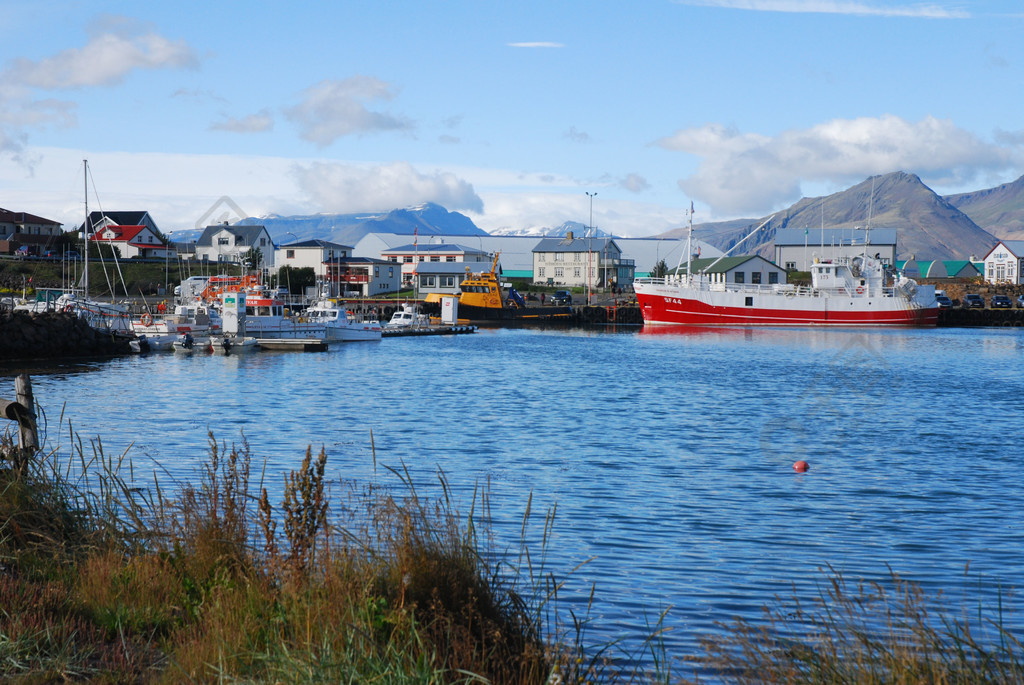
[669,256,762,275]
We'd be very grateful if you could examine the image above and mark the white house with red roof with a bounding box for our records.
[982,240,1024,285]
[90,224,171,259]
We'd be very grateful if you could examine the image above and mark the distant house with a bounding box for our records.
[412,261,489,300]
[672,255,787,286]
[333,257,400,297]
[0,208,63,255]
[982,241,1024,284]
[89,224,171,259]
[531,233,633,288]
[380,242,491,287]
[195,223,274,267]
[774,228,897,272]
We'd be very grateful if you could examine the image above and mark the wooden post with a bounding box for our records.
[14,374,37,455]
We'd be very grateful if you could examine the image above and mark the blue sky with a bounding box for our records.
[2,0,1023,237]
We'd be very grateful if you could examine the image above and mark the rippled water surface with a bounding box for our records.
[6,325,1024,674]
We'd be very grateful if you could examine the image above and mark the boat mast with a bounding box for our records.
[700,215,774,276]
[83,159,89,301]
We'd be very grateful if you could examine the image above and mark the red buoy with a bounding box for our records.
[793,460,809,472]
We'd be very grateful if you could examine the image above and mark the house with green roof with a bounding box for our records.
[670,255,787,286]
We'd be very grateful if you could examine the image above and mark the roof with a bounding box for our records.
[942,260,980,276]
[90,225,146,243]
[670,255,780,275]
[774,228,898,247]
[196,223,270,247]
[410,261,500,275]
[380,242,487,255]
[532,237,620,253]
[985,240,1024,259]
[0,208,61,226]
[281,239,353,250]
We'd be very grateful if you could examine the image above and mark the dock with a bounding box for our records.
[255,338,328,352]
[382,324,477,338]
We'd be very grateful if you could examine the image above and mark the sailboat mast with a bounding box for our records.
[83,159,89,300]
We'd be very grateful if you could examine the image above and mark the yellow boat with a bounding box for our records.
[425,253,572,321]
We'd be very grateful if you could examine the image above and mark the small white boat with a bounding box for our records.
[305,299,383,342]
[386,303,430,328]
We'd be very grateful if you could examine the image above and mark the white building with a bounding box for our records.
[531,234,631,288]
[195,223,275,267]
[89,224,171,259]
[379,242,491,287]
[673,255,788,286]
[774,228,897,272]
[982,240,1024,284]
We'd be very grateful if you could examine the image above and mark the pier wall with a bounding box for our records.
[0,310,132,361]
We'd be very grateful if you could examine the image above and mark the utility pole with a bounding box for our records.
[586,192,597,305]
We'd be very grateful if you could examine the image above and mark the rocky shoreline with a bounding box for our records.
[0,310,132,361]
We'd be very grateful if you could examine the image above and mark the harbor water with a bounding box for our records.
[5,324,1023,675]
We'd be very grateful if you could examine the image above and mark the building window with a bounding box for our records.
[785,261,796,270]
[260,238,266,246]
[422,276,436,287]
[388,268,394,277]
[430,256,440,262]
[538,267,545,277]
[539,253,546,262]
[374,267,379,277]
[441,276,456,287]
[554,267,564,278]
[751,272,762,284]
[555,252,564,262]
[734,272,745,284]
[404,256,413,263]
[574,267,581,278]
[286,249,295,259]
[574,252,581,262]
[768,272,779,284]
[218,237,230,246]
[446,255,456,262]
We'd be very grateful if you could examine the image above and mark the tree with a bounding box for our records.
[243,247,264,271]
[651,259,669,278]
[277,266,316,294]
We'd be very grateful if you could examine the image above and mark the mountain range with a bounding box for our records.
[183,172,1024,261]
[670,171,1024,261]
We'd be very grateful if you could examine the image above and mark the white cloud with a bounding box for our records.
[3,32,198,89]
[210,111,274,134]
[290,161,483,214]
[621,173,650,192]
[657,115,1021,215]
[675,0,968,18]
[284,77,412,147]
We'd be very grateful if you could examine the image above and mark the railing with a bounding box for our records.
[634,276,898,299]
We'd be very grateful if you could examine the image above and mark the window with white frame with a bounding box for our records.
[538,267,545,277]
[555,252,564,262]
[554,267,564,277]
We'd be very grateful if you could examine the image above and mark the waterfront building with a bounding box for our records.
[531,233,633,289]
[774,228,897,272]
[671,255,788,286]
[982,241,1024,285]
[379,242,491,287]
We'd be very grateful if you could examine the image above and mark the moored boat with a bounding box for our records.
[633,217,938,327]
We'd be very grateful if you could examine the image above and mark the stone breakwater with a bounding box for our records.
[1,310,132,360]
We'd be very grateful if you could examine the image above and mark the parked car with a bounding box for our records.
[1017,295,1024,309]
[991,294,1012,309]
[935,294,953,309]
[550,290,573,306]
[962,293,985,308]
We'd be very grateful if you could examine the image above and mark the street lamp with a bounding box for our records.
[586,192,596,304]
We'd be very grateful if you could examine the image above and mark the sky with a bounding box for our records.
[2,0,1023,238]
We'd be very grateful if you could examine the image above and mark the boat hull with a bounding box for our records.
[635,284,938,327]
[454,304,574,322]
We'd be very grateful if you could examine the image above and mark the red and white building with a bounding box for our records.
[89,224,172,259]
